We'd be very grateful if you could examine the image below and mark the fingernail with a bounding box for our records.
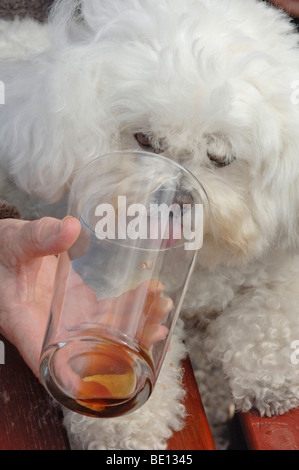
[54,220,64,234]
[55,216,72,234]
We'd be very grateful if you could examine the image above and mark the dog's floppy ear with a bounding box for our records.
[261,78,299,252]
[277,137,299,252]
[0,50,114,203]
[0,1,120,203]
[0,0,144,203]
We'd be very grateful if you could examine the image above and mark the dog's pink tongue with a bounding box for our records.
[166,220,183,247]
[150,218,183,248]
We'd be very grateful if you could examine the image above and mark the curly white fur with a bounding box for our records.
[1,0,299,449]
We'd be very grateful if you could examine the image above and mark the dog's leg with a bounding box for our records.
[204,269,299,417]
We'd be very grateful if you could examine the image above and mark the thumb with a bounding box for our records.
[7,216,81,264]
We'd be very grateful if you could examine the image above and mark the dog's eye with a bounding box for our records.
[135,133,152,149]
[207,152,231,168]
[134,133,163,154]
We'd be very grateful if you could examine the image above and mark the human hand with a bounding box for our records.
[0,216,81,377]
[93,279,172,349]
[0,216,172,395]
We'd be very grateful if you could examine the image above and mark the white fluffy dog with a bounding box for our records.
[1,0,299,449]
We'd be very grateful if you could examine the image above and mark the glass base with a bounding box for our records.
[40,337,154,418]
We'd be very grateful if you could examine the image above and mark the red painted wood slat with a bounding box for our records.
[0,334,214,450]
[238,408,299,450]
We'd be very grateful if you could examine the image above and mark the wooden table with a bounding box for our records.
[237,409,299,450]
[0,334,215,450]
[167,354,215,450]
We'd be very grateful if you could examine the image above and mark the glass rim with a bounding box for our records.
[72,150,209,201]
[69,150,209,252]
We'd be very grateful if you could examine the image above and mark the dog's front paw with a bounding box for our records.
[211,343,299,417]
[209,341,299,417]
[234,384,299,417]
[205,300,299,418]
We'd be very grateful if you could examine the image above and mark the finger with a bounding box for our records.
[9,217,81,264]
[134,279,165,296]
[139,324,169,350]
[104,280,165,320]
[133,279,165,316]
[147,297,174,323]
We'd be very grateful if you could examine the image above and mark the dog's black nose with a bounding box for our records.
[149,187,194,220]
[152,187,193,206]
[172,190,194,207]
